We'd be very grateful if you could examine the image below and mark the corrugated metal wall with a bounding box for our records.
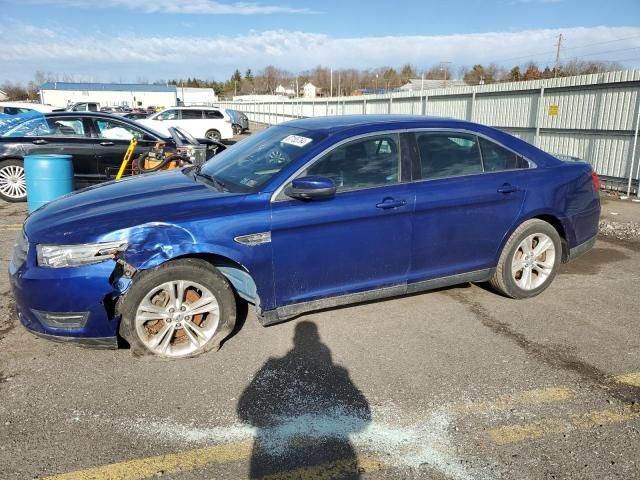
[220,70,640,183]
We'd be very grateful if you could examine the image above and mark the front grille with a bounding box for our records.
[11,230,28,270]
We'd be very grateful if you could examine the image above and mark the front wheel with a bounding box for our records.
[0,159,27,202]
[490,219,562,299]
[205,129,221,142]
[118,259,236,358]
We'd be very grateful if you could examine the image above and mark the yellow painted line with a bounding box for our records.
[449,387,572,415]
[260,455,385,480]
[42,440,253,480]
[488,405,640,445]
[611,372,640,388]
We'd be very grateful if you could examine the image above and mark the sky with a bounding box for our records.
[2,0,640,84]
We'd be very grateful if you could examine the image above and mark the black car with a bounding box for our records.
[123,112,149,120]
[0,112,219,202]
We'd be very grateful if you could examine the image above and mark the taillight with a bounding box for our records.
[591,171,601,191]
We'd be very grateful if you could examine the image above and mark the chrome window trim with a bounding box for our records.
[270,129,408,203]
[271,127,538,202]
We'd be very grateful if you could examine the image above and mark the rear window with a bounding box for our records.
[181,110,203,120]
[204,110,224,119]
[416,132,483,179]
[479,137,529,171]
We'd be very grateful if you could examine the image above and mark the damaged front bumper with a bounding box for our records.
[9,244,124,347]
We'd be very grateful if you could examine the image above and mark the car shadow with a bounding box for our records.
[237,321,371,479]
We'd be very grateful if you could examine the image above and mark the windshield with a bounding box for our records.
[0,110,46,136]
[200,125,327,193]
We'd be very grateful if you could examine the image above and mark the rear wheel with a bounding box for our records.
[232,124,241,136]
[205,129,222,142]
[0,159,27,202]
[118,259,236,358]
[490,219,561,299]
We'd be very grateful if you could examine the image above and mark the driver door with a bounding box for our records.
[270,133,414,307]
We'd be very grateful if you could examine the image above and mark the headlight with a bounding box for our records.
[36,240,128,268]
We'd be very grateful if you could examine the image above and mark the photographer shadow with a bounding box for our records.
[237,321,370,479]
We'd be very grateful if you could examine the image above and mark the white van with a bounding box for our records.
[139,107,234,142]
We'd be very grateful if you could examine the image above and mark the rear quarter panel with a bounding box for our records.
[518,161,600,250]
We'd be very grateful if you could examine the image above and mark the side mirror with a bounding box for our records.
[286,176,336,200]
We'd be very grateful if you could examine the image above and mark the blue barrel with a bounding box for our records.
[24,154,74,213]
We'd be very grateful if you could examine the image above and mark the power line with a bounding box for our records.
[488,33,640,65]
[571,46,640,60]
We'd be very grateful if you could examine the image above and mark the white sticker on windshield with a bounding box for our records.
[281,135,313,147]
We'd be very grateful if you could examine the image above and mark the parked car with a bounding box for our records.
[0,102,62,115]
[9,115,600,358]
[0,112,222,202]
[123,112,149,120]
[225,108,250,135]
[68,102,100,112]
[138,107,234,142]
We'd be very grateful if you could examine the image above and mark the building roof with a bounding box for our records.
[40,82,176,92]
[400,79,467,90]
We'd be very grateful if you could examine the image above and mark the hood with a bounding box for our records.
[24,169,244,244]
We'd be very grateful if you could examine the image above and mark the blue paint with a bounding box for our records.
[24,154,74,213]
[9,116,601,343]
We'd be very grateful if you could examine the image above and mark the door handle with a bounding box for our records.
[497,184,518,194]
[32,139,48,145]
[376,198,407,209]
[100,141,115,146]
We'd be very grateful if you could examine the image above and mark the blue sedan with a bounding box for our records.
[9,115,600,358]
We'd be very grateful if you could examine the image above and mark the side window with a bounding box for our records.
[479,137,529,171]
[156,110,178,121]
[204,110,224,119]
[94,119,143,140]
[416,132,483,180]
[304,134,401,191]
[45,117,86,137]
[181,110,203,120]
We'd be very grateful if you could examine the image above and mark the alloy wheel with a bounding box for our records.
[511,233,556,291]
[0,165,27,200]
[134,280,220,357]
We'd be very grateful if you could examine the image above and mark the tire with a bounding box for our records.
[118,258,237,358]
[0,159,27,202]
[205,130,222,142]
[232,124,241,136]
[490,219,562,299]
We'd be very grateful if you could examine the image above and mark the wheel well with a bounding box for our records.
[173,253,258,304]
[533,214,569,261]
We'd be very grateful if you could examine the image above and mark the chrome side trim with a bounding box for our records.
[258,268,494,326]
[234,232,272,246]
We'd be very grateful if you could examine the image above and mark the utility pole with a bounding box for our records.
[330,68,333,97]
[440,61,452,88]
[554,33,563,78]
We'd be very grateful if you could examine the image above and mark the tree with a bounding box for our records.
[231,69,242,83]
[508,66,522,82]
[523,63,542,81]
[400,64,416,82]
[244,69,254,82]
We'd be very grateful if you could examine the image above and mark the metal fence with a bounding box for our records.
[219,70,640,192]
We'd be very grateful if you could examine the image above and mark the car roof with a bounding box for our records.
[0,102,58,112]
[281,115,479,133]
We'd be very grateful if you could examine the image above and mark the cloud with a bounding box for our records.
[1,24,639,83]
[21,0,319,15]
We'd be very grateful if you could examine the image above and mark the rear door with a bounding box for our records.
[409,130,529,282]
[90,117,160,180]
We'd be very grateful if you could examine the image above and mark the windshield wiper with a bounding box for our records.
[188,165,228,192]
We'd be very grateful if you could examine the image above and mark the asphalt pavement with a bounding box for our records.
[0,155,639,479]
